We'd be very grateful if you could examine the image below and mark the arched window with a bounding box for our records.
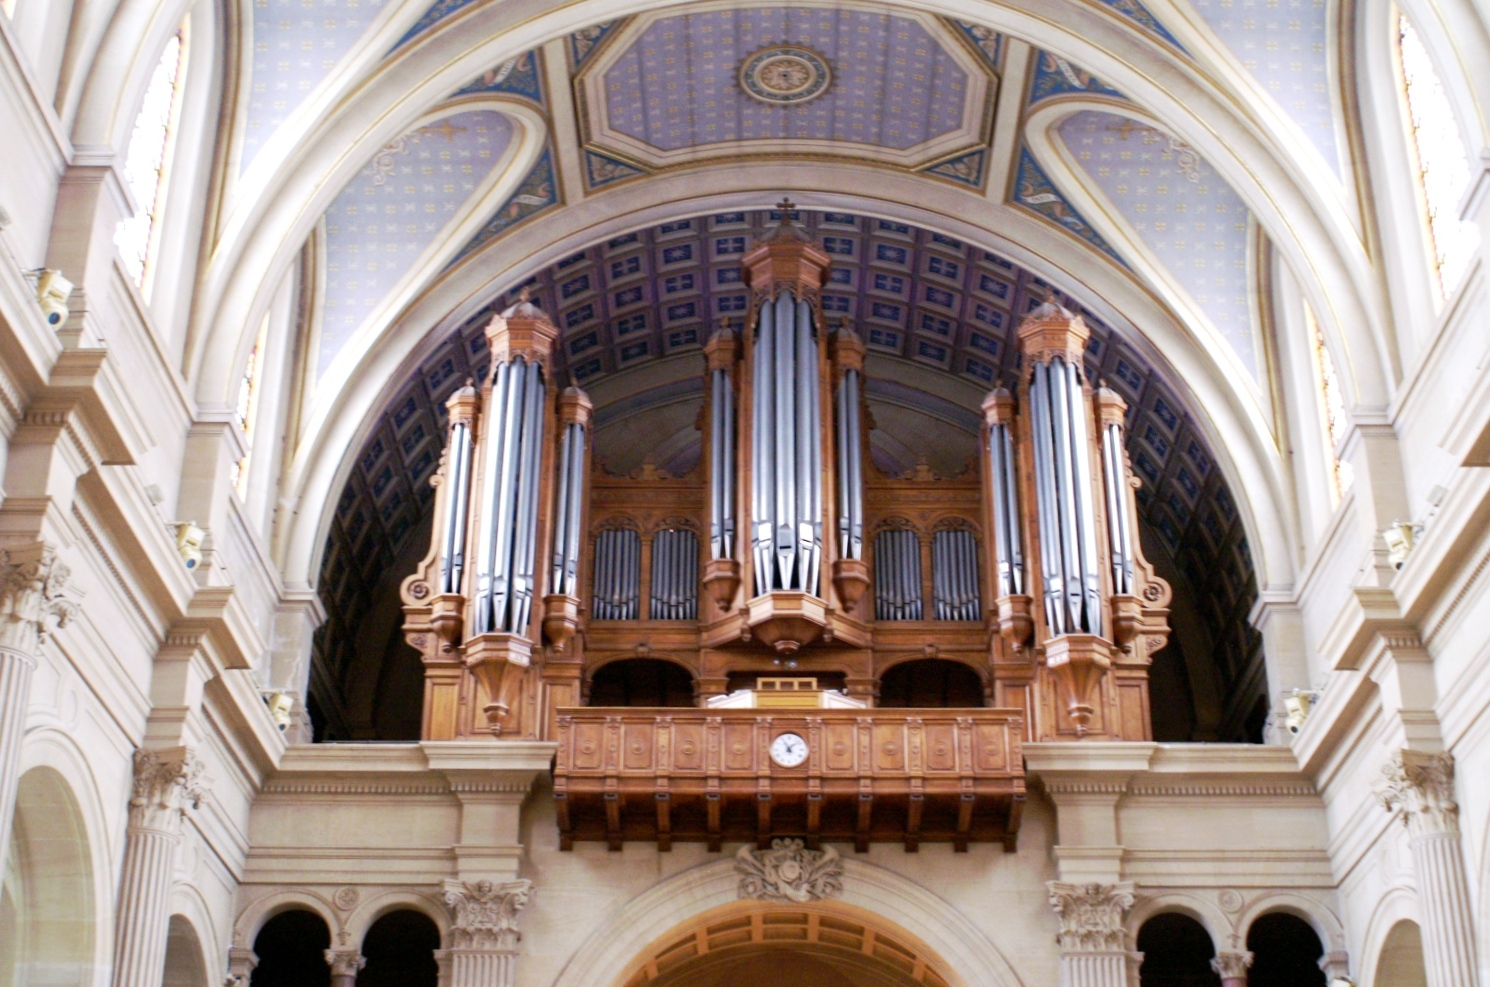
[114,22,188,290]
[1394,12,1480,300]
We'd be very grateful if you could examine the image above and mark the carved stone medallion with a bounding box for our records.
[739,46,832,105]
[736,838,843,902]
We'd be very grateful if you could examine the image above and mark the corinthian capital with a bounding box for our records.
[1046,881,1135,952]
[1379,749,1457,836]
[443,878,533,951]
[323,949,365,978]
[130,747,207,831]
[1211,950,1254,979]
[0,543,79,654]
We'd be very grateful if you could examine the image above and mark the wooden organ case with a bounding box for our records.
[400,212,1171,853]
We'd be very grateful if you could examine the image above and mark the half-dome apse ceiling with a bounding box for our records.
[311,209,1262,743]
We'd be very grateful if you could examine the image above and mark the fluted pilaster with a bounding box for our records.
[442,878,533,987]
[111,747,206,987]
[0,544,78,865]
[1379,750,1478,987]
[1047,881,1139,987]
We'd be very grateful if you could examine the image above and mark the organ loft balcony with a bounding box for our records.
[398,206,1174,852]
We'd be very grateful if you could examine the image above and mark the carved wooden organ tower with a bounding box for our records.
[401,209,1171,851]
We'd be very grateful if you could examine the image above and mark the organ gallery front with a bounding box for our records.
[399,204,1172,851]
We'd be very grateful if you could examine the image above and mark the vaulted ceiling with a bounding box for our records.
[226,0,1375,742]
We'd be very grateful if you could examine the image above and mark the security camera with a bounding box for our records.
[174,521,205,570]
[263,691,295,731]
[1284,689,1321,735]
[34,269,73,327]
[1382,520,1419,570]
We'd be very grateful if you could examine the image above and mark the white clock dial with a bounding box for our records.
[770,732,809,767]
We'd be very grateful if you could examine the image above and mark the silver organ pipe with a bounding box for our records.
[874,528,923,621]
[549,421,586,597]
[440,421,473,594]
[592,528,640,620]
[1029,358,1103,636]
[650,529,699,620]
[987,421,1024,597]
[474,356,547,635]
[932,529,981,621]
[710,369,735,560]
[1103,420,1134,595]
[751,290,823,595]
[836,368,864,562]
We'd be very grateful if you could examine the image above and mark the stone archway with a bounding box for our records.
[1,767,95,987]
[549,855,1028,987]
[619,901,952,987]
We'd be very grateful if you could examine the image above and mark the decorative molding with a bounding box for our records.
[584,150,646,189]
[0,543,79,655]
[260,782,451,796]
[1011,147,1126,266]
[736,839,844,903]
[1379,749,1458,836]
[1046,881,1135,952]
[443,879,533,951]
[923,149,986,188]
[129,747,207,831]
[456,149,559,261]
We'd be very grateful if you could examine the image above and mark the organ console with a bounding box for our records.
[399,202,1171,849]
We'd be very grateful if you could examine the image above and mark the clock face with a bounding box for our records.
[770,732,809,767]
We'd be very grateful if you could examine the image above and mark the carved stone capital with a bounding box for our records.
[1046,881,1135,953]
[736,838,844,903]
[129,747,206,832]
[1211,950,1254,980]
[0,543,79,655]
[323,949,365,978]
[1379,749,1458,836]
[442,878,533,952]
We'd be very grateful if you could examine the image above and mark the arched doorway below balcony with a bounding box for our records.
[619,902,956,987]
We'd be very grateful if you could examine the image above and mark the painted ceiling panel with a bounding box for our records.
[245,0,390,171]
[603,9,969,151]
[1059,110,1258,377]
[1188,0,1340,173]
[318,110,514,378]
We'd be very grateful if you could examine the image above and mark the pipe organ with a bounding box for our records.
[402,204,1171,849]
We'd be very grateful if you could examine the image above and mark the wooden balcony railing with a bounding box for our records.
[553,708,1025,852]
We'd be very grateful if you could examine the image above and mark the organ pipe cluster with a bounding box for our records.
[473,355,546,636]
[751,289,824,597]
[1028,357,1103,638]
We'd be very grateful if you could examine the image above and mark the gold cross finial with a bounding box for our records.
[776,196,796,214]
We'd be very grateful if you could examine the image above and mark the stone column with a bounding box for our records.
[1379,750,1479,987]
[442,879,534,987]
[111,747,206,987]
[0,543,79,865]
[324,947,365,987]
[1211,950,1253,987]
[1047,881,1139,987]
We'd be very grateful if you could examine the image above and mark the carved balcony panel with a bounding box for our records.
[553,708,1025,853]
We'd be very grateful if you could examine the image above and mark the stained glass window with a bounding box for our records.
[1305,304,1353,501]
[114,28,186,288]
[1395,13,1480,299]
[233,316,268,497]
